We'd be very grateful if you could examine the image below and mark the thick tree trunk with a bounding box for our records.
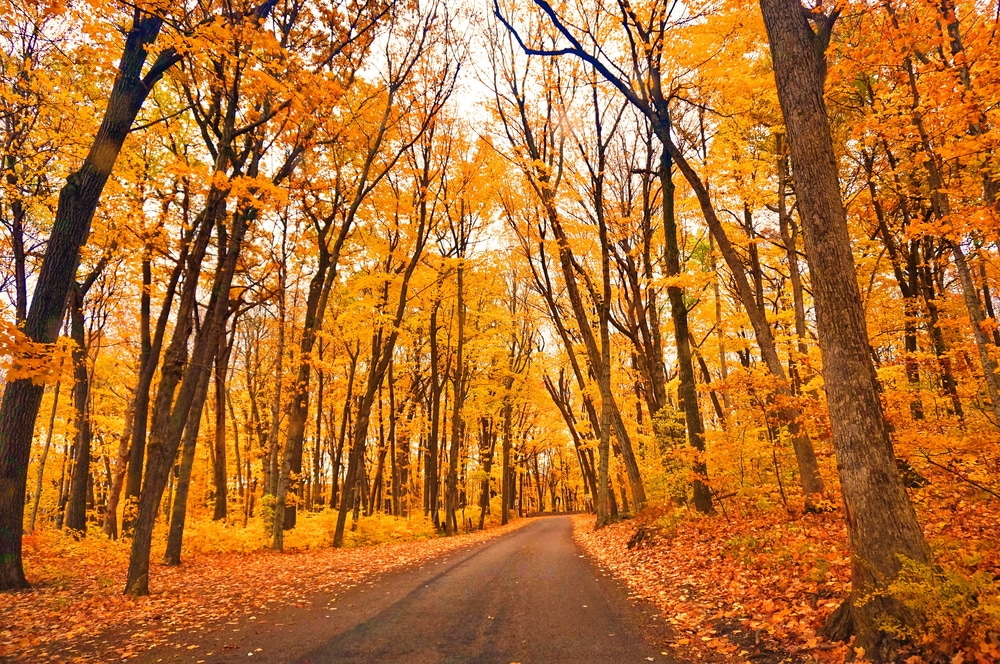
[758,1,931,655]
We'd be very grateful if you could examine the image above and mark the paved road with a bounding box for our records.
[139,516,677,663]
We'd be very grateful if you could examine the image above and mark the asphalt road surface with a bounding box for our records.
[138,516,677,663]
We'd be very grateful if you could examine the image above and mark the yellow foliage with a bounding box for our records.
[179,511,441,556]
[880,560,1000,661]
[0,319,73,385]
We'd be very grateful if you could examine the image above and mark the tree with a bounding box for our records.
[757,0,931,655]
[495,0,827,510]
[0,7,180,591]
[124,0,301,595]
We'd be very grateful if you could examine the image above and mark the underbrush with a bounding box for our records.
[884,561,1000,663]
[181,510,440,554]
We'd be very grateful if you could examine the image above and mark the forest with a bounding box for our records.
[1,0,999,661]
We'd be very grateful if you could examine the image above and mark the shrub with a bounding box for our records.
[881,559,1000,662]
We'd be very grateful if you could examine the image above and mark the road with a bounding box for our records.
[138,516,678,663]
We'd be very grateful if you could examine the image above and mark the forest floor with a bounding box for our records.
[573,468,1000,664]
[0,518,531,662]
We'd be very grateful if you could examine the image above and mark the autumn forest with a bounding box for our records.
[1,0,999,661]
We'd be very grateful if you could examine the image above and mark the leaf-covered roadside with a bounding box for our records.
[0,519,529,662]
[572,474,1000,664]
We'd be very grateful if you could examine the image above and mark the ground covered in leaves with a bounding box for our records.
[0,516,529,662]
[573,470,1000,664]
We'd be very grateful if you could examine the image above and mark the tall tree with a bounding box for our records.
[757,1,931,655]
[0,8,180,590]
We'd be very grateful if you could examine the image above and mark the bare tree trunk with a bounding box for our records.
[329,345,358,509]
[426,301,442,528]
[64,286,92,535]
[500,385,513,525]
[445,264,466,535]
[312,341,325,509]
[264,230,287,499]
[212,326,234,521]
[388,359,401,516]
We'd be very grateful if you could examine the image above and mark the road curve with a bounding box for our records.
[137,516,678,663]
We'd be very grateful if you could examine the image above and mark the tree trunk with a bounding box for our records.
[426,302,442,528]
[660,151,713,514]
[264,240,287,499]
[500,387,513,526]
[329,346,357,509]
[163,364,212,564]
[388,360,401,516]
[64,285,92,534]
[445,264,466,535]
[123,238,186,535]
[477,418,496,530]
[758,2,932,655]
[273,246,336,541]
[28,377,62,533]
[312,342,325,509]
[212,327,234,521]
[124,198,251,596]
